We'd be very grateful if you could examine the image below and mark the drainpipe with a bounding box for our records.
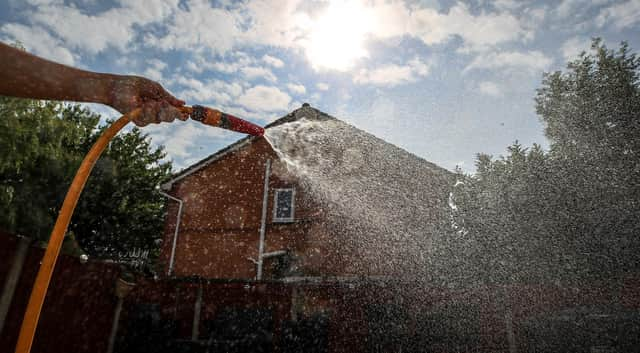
[256,159,271,280]
[159,190,184,276]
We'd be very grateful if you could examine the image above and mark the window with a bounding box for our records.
[273,188,295,223]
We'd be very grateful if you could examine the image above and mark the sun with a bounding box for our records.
[305,1,373,71]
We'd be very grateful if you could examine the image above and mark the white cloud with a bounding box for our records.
[31,8,130,53]
[80,103,120,120]
[596,0,640,29]
[185,52,255,74]
[555,0,580,18]
[147,59,167,71]
[240,66,277,82]
[172,1,534,70]
[262,54,285,68]
[113,56,138,71]
[23,0,178,54]
[286,83,307,95]
[216,80,243,98]
[556,0,614,20]
[478,81,502,97]
[242,0,311,49]
[408,3,533,52]
[297,0,533,69]
[493,0,523,11]
[1,23,75,65]
[522,6,547,29]
[560,37,591,61]
[316,82,330,91]
[143,59,168,81]
[144,68,163,82]
[464,50,553,73]
[8,0,541,75]
[174,77,243,105]
[147,0,239,53]
[366,1,412,39]
[241,1,532,65]
[217,104,280,122]
[289,100,303,110]
[237,85,292,112]
[353,58,431,86]
[309,93,322,105]
[145,120,231,164]
[24,0,63,4]
[208,61,244,74]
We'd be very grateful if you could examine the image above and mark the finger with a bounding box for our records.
[176,111,189,121]
[163,92,185,107]
[158,103,182,123]
[134,101,160,126]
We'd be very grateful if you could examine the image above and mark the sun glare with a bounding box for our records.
[306,1,373,71]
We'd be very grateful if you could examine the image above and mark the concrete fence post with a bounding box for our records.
[106,278,136,353]
[503,286,517,353]
[0,236,31,334]
[192,283,203,341]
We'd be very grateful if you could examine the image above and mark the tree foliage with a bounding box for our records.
[0,97,171,260]
[451,40,640,285]
[73,125,172,258]
[0,98,96,240]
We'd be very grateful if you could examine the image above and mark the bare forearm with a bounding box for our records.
[1,41,186,126]
[0,42,116,104]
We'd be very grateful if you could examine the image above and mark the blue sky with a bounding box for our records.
[2,0,639,172]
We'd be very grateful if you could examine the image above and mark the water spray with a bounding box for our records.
[14,105,263,353]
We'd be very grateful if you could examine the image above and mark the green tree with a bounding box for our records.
[451,143,562,284]
[0,97,171,261]
[536,39,640,275]
[73,126,172,258]
[0,98,97,241]
[452,40,640,284]
[536,39,640,165]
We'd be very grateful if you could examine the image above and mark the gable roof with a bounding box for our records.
[160,103,459,281]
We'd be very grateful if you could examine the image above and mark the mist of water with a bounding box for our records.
[263,115,456,280]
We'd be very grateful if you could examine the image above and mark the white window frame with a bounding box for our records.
[273,188,295,223]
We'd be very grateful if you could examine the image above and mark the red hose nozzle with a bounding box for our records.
[223,114,265,136]
[185,105,264,136]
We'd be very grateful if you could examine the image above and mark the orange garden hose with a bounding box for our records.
[14,104,263,353]
[14,110,139,353]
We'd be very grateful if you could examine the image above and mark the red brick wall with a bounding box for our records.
[160,137,329,279]
[159,130,461,281]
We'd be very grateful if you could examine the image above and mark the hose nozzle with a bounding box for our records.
[182,105,264,136]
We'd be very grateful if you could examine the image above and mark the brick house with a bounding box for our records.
[158,104,454,281]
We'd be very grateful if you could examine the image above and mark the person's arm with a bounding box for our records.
[0,42,185,126]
